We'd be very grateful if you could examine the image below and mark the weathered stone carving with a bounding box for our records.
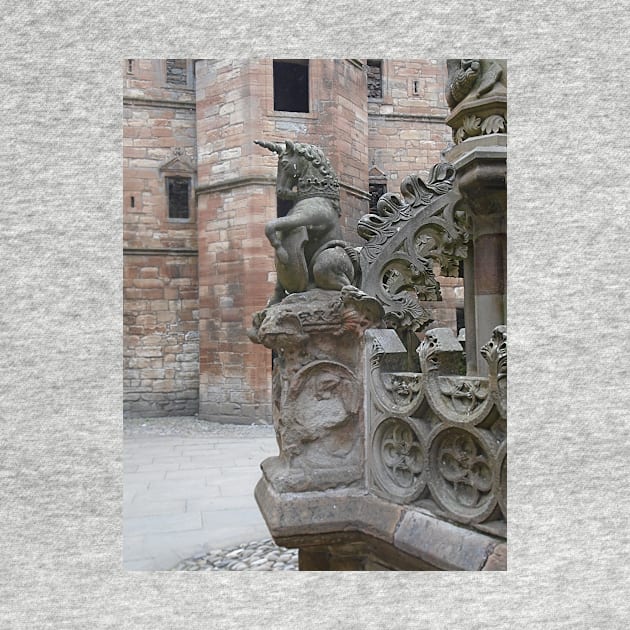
[364,326,506,531]
[445,59,481,107]
[251,117,506,568]
[250,288,382,492]
[255,139,359,305]
[368,330,424,417]
[481,325,507,418]
[357,163,470,332]
[418,328,495,426]
[445,59,507,145]
[495,441,507,519]
[357,162,456,263]
[371,416,427,502]
[428,426,498,524]
[453,113,507,144]
[249,140,384,492]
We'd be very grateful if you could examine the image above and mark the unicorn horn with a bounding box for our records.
[254,140,284,155]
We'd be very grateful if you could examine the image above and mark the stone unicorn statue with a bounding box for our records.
[255,139,359,305]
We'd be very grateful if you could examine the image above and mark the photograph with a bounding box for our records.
[122,58,507,571]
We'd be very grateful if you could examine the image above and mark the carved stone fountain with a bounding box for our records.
[249,60,507,570]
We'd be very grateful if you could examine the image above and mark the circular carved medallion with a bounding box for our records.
[371,416,426,502]
[428,426,497,524]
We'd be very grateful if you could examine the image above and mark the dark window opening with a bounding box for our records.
[277,196,293,218]
[369,182,387,212]
[413,79,420,95]
[458,259,465,278]
[367,59,383,99]
[166,59,188,86]
[127,59,134,74]
[456,308,465,335]
[273,60,309,113]
[130,196,135,208]
[167,177,190,219]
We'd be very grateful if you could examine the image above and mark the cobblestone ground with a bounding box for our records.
[171,538,298,571]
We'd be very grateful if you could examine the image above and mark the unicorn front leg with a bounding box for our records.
[266,212,323,263]
[264,219,290,264]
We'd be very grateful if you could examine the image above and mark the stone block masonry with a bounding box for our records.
[123,59,458,423]
[194,59,372,423]
[368,60,452,186]
[124,253,199,416]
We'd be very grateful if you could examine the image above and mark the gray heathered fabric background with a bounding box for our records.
[1,1,629,627]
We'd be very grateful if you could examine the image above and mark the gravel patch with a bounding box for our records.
[171,538,298,571]
[124,415,275,439]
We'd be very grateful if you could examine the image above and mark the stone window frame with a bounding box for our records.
[160,59,194,90]
[366,59,394,106]
[368,164,388,212]
[159,152,196,224]
[266,58,320,121]
[165,176,192,221]
[366,59,384,100]
[272,59,310,114]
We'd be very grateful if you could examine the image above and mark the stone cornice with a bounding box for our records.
[346,59,365,70]
[340,182,370,201]
[124,247,198,256]
[369,112,448,125]
[196,176,370,201]
[123,96,196,110]
[195,175,276,196]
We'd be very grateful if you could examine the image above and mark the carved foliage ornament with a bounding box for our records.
[358,162,470,333]
[358,163,456,261]
[454,114,507,144]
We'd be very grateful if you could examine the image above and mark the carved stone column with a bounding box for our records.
[445,59,507,374]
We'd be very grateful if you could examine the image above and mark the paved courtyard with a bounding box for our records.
[123,416,278,571]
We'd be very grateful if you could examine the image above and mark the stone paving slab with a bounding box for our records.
[123,416,277,571]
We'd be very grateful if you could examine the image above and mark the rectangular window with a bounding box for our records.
[166,59,188,86]
[167,177,190,219]
[367,59,383,99]
[369,182,387,212]
[273,60,309,113]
